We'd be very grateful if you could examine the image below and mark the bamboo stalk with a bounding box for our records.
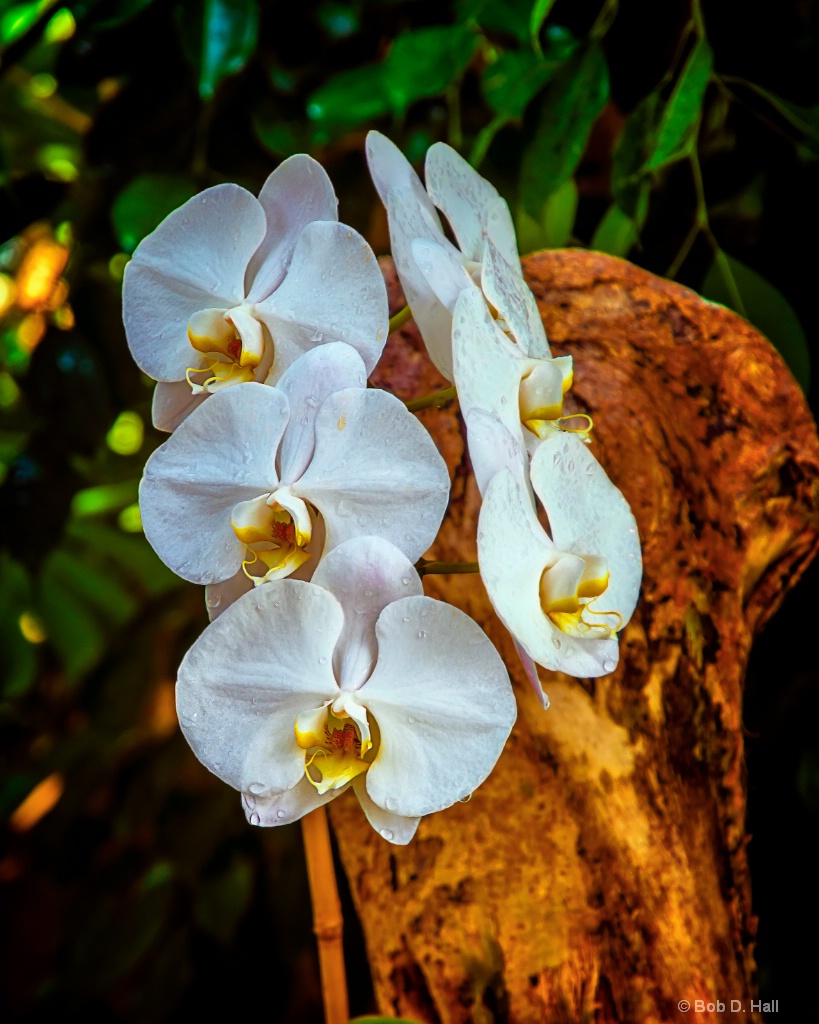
[301,805,349,1024]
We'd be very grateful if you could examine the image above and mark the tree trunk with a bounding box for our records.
[329,250,819,1024]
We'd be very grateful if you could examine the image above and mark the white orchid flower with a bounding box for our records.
[139,344,450,611]
[366,132,529,380]
[477,422,641,700]
[123,154,388,431]
[448,286,578,488]
[176,536,516,845]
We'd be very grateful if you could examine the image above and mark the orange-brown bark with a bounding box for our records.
[330,251,819,1024]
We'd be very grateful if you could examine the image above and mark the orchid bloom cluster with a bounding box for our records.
[123,139,640,844]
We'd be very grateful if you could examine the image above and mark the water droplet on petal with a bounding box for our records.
[276,809,286,819]
[417,629,426,639]
[553,452,561,465]
[542,693,551,710]
[249,812,261,826]
[552,636,561,649]
[319,656,327,664]
[402,616,410,623]
[603,658,617,673]
[244,793,256,809]
[385,797,396,810]
[379,828,394,841]
[401,576,411,586]
[248,782,265,795]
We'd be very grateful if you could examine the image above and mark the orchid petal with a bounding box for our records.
[484,196,522,273]
[151,381,207,432]
[478,467,619,677]
[245,155,338,302]
[386,186,456,380]
[176,581,342,794]
[123,184,266,381]
[257,221,388,382]
[205,572,253,620]
[425,143,505,263]
[311,537,423,693]
[480,236,550,358]
[352,775,420,845]
[276,343,367,484]
[366,132,441,233]
[411,238,475,314]
[452,287,527,451]
[295,389,450,562]
[513,638,550,710]
[360,595,515,817]
[245,777,337,826]
[463,409,529,497]
[139,383,288,583]
[530,435,642,625]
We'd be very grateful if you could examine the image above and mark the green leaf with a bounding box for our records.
[734,81,819,157]
[611,91,660,227]
[112,174,198,254]
[252,116,303,158]
[384,25,477,109]
[520,43,609,217]
[72,0,158,31]
[702,253,810,392]
[645,37,712,170]
[308,26,476,128]
[0,554,36,697]
[307,65,390,127]
[65,521,182,597]
[541,177,577,247]
[482,49,560,119]
[194,855,253,943]
[590,203,637,257]
[456,0,531,43]
[199,0,259,101]
[38,566,107,680]
[529,0,557,54]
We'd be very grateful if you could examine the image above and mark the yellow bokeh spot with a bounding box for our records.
[118,503,143,533]
[108,252,130,281]
[0,274,16,316]
[19,612,46,644]
[16,238,69,310]
[97,77,121,102]
[29,73,57,99]
[17,313,45,353]
[53,304,75,330]
[106,411,144,455]
[10,773,64,832]
[44,7,75,42]
[0,372,20,409]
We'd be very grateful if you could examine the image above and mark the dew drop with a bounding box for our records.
[552,636,561,649]
[276,809,286,819]
[408,716,415,724]
[206,592,221,608]
[379,828,394,841]
[385,797,396,810]
[402,616,410,623]
[244,793,257,810]
[401,576,411,586]
[249,812,261,826]
[248,782,265,795]
[567,460,575,472]
[553,452,561,465]
[603,659,617,673]
[585,463,595,476]
[417,629,427,639]
[459,792,472,803]
[542,693,551,711]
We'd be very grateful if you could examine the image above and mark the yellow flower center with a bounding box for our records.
[185,307,265,394]
[295,700,378,795]
[539,552,620,639]
[231,492,313,585]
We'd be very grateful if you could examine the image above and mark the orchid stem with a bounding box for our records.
[301,806,349,1024]
[405,386,457,413]
[388,305,413,333]
[417,560,480,576]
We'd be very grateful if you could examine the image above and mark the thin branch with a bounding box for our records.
[405,386,457,413]
[301,806,349,1024]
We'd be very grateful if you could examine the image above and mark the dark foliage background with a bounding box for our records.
[0,0,816,1019]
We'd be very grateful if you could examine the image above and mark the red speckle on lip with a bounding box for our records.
[271,520,296,545]
[228,338,242,360]
[326,723,360,754]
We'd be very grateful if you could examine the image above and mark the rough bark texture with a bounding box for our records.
[329,250,819,1024]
